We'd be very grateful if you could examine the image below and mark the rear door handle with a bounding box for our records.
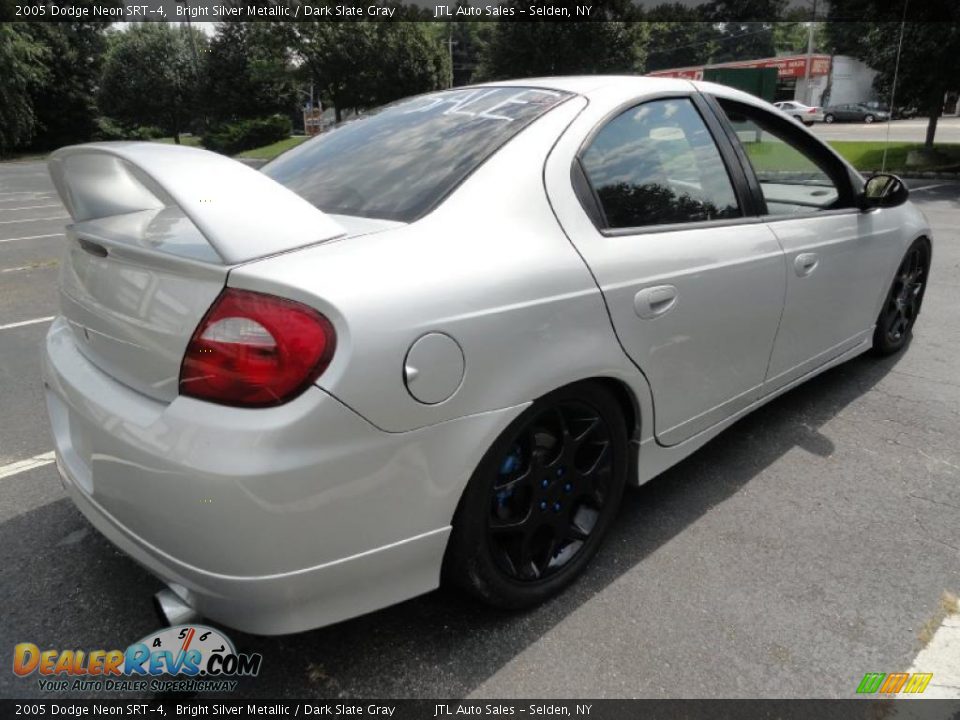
[634,285,678,319]
[794,252,819,277]
[78,238,108,258]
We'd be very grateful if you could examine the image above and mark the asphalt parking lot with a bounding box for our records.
[1,159,958,700]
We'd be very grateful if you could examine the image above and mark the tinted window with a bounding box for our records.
[580,98,740,229]
[716,99,842,215]
[263,87,571,222]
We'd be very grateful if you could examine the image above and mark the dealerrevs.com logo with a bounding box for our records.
[13,625,263,693]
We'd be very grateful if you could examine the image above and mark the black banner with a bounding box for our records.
[3,0,959,23]
[3,700,960,720]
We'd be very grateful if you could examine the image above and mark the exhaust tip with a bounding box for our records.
[154,588,200,627]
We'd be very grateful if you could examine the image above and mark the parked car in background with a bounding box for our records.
[822,103,890,123]
[773,100,823,126]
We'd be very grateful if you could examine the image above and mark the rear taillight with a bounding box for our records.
[179,288,336,408]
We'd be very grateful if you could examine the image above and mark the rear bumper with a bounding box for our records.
[43,317,523,634]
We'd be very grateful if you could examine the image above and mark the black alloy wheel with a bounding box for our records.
[444,381,628,608]
[873,238,930,355]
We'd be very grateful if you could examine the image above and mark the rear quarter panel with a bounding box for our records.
[230,95,646,433]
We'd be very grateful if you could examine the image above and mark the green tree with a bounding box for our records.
[825,0,960,147]
[26,19,114,150]
[98,23,206,143]
[0,23,47,155]
[478,9,647,79]
[291,21,445,121]
[644,5,721,71]
[446,2,493,87]
[203,23,299,123]
[703,0,788,62]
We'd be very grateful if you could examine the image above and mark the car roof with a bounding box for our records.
[471,76,782,118]
[473,75,695,97]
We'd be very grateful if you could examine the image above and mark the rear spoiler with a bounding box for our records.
[48,142,345,264]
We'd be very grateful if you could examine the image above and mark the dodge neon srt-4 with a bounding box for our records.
[43,77,931,634]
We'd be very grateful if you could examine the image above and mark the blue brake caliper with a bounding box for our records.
[496,445,522,506]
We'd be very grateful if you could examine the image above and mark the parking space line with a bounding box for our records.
[0,233,65,244]
[0,203,62,212]
[0,215,68,225]
[0,451,55,481]
[0,191,54,198]
[910,183,953,193]
[1,261,57,274]
[0,316,55,331]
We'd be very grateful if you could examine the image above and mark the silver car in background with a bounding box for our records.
[774,100,824,125]
[44,77,931,635]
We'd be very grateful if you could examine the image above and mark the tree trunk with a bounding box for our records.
[335,105,342,123]
[924,88,942,149]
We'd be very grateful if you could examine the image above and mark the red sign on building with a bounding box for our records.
[648,54,832,81]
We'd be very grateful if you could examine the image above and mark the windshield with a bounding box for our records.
[263,87,572,223]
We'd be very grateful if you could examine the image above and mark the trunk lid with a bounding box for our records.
[48,143,347,401]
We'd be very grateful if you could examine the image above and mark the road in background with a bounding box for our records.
[809,116,960,143]
[1,161,958,699]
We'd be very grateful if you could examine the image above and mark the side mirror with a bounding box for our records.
[861,173,909,210]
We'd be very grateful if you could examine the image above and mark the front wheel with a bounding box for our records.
[443,381,628,609]
[873,238,930,355]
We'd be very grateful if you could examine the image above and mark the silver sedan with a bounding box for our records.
[43,77,931,635]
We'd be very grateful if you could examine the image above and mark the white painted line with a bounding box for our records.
[0,316,55,331]
[0,215,67,225]
[906,598,960,699]
[0,203,62,212]
[910,183,953,193]
[0,451,56,481]
[0,233,64,244]
[1,262,56,274]
[0,191,54,198]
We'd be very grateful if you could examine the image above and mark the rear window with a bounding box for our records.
[262,87,571,223]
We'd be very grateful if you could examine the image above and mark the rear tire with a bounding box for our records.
[443,381,628,609]
[824,114,835,123]
[865,114,875,124]
[873,238,930,355]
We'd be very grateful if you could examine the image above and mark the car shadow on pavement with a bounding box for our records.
[225,347,905,699]
[0,345,905,700]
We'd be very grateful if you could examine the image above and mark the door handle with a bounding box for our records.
[77,238,108,258]
[794,252,819,277]
[634,285,678,319]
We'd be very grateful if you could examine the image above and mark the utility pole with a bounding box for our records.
[447,27,456,88]
[803,0,817,105]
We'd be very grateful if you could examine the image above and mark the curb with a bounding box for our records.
[900,172,960,180]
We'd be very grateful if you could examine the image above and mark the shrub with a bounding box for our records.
[201,114,292,155]
[130,125,166,141]
[92,116,126,141]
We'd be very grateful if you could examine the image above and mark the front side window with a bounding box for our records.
[716,99,844,216]
[263,87,571,223]
[580,98,740,230]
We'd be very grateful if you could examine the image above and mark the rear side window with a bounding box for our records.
[580,98,741,230]
[263,87,571,223]
[715,98,848,215]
